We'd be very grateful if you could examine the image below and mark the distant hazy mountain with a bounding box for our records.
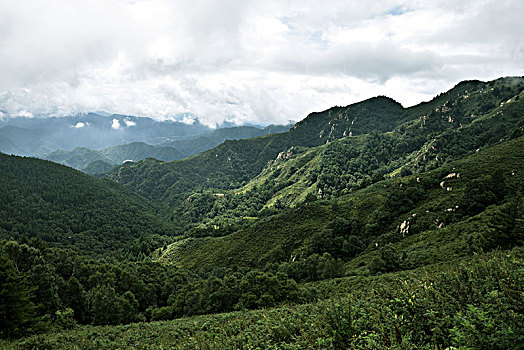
[44,142,184,174]
[0,113,212,156]
[164,124,292,160]
[40,123,292,174]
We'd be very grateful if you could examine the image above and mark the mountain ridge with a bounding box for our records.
[40,124,292,174]
[1,76,523,348]
[107,77,524,210]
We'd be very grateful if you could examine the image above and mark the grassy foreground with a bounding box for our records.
[5,247,522,349]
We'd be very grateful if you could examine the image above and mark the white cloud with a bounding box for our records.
[111,119,121,130]
[123,118,136,127]
[73,122,86,128]
[16,110,33,118]
[0,0,522,126]
[181,115,196,125]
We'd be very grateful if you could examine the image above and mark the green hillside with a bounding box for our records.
[289,96,406,144]
[106,96,422,204]
[145,78,523,234]
[109,77,523,210]
[155,135,524,270]
[4,132,521,349]
[1,77,523,348]
[0,154,173,258]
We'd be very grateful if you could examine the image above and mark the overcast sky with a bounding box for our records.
[0,0,522,126]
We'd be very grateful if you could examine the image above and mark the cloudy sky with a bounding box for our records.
[0,0,522,126]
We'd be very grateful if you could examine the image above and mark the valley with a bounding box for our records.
[1,77,523,349]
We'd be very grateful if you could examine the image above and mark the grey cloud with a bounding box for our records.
[434,0,524,46]
[269,42,443,82]
[0,0,521,126]
[0,0,142,89]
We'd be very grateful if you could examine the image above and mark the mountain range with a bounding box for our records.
[41,124,292,174]
[0,113,292,174]
[1,76,523,349]
[0,113,208,155]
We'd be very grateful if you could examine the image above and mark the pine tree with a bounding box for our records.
[0,256,38,339]
[486,195,524,250]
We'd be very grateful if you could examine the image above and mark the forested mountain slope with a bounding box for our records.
[3,121,522,350]
[108,77,523,211]
[0,154,173,258]
[1,77,523,349]
[106,95,420,204]
[155,135,524,269]
[227,84,524,211]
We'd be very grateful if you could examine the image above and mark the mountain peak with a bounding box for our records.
[290,94,407,145]
[360,95,403,107]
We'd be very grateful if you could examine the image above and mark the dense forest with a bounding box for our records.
[1,77,523,349]
[0,155,173,258]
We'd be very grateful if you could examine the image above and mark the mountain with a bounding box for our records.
[154,135,524,269]
[0,113,212,156]
[289,96,407,144]
[108,77,524,210]
[0,154,172,257]
[43,143,184,174]
[2,77,523,348]
[41,124,292,174]
[0,125,59,156]
[104,97,413,205]
[165,124,292,159]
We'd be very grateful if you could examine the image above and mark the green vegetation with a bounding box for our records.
[106,94,429,206]
[110,77,523,222]
[0,155,173,258]
[4,248,522,349]
[0,239,316,335]
[154,135,524,269]
[1,77,523,348]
